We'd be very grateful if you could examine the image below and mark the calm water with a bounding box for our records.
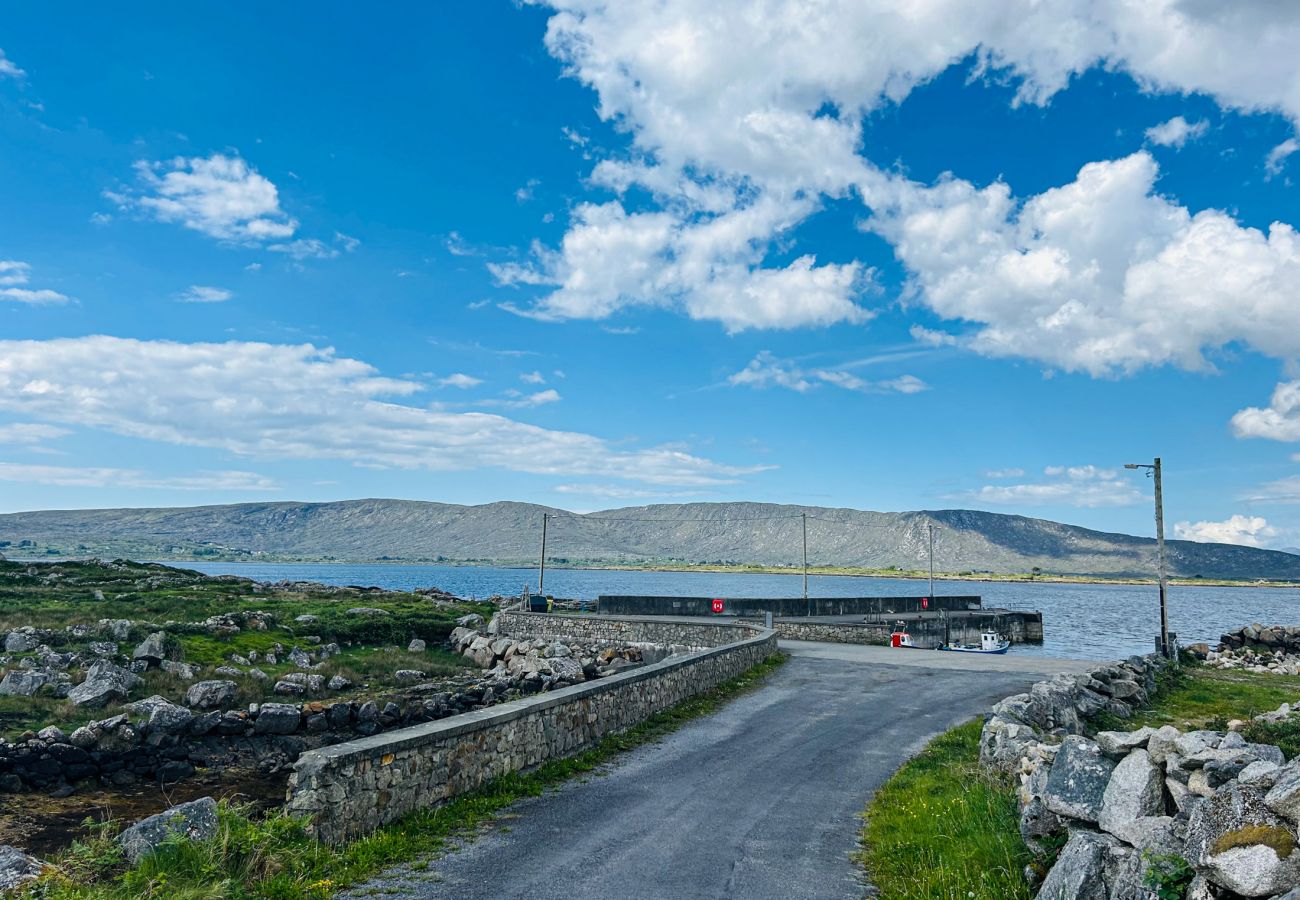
[173,561,1300,662]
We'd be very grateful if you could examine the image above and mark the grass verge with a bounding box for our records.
[17,652,788,900]
[855,719,1032,900]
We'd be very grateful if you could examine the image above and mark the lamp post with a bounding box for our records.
[1125,458,1170,657]
[927,523,935,602]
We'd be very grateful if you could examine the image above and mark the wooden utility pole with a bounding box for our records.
[927,523,935,601]
[538,513,549,598]
[802,512,809,615]
[1153,458,1170,657]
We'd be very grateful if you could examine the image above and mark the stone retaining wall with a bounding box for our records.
[284,617,776,843]
[768,620,890,644]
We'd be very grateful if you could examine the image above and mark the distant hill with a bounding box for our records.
[2,499,1299,581]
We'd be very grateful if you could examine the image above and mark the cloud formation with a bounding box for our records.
[505,0,1300,352]
[729,351,927,395]
[1174,514,1277,547]
[176,285,233,304]
[0,49,22,79]
[948,464,1143,508]
[0,462,277,492]
[1144,116,1208,148]
[0,261,71,305]
[872,153,1300,375]
[111,153,297,243]
[0,337,762,487]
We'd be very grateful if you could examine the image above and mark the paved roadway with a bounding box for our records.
[348,642,1090,900]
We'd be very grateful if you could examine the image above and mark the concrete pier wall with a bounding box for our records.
[596,595,981,617]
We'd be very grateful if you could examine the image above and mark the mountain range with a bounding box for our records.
[1,499,1299,581]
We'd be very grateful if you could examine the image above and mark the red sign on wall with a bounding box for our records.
[711,598,725,613]
[922,597,929,610]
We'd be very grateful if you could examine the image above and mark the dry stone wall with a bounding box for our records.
[492,611,758,649]
[284,617,776,843]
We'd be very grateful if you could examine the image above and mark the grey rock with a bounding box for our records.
[67,660,141,708]
[1035,830,1111,900]
[214,666,243,676]
[1185,782,1300,897]
[1099,749,1165,840]
[69,725,98,748]
[0,845,46,891]
[306,674,324,693]
[132,631,168,664]
[116,797,219,864]
[185,679,237,709]
[1240,760,1282,790]
[253,703,301,735]
[346,607,388,616]
[126,695,193,734]
[394,669,425,681]
[1265,761,1300,824]
[0,670,51,697]
[327,674,352,691]
[273,679,306,696]
[160,659,197,680]
[37,725,65,742]
[288,648,313,669]
[1043,736,1117,824]
[3,632,37,653]
[407,638,426,652]
[1146,725,1182,764]
[88,641,117,656]
[98,619,132,641]
[293,614,317,624]
[455,613,484,629]
[1095,727,1155,757]
[247,668,269,681]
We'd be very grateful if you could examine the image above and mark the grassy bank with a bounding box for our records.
[856,720,1032,900]
[15,652,787,900]
[857,661,1300,898]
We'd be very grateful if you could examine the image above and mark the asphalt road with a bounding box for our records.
[348,642,1084,900]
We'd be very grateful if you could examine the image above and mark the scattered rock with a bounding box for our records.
[67,660,142,708]
[185,680,237,710]
[253,703,301,735]
[408,638,426,652]
[0,845,46,891]
[131,631,169,665]
[1035,830,1112,900]
[346,607,388,616]
[0,670,51,697]
[116,797,219,864]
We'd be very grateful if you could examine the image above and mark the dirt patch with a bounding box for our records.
[0,767,288,857]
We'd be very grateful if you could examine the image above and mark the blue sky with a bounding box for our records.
[2,2,1300,550]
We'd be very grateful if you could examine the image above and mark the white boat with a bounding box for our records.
[938,631,1011,655]
[889,625,926,649]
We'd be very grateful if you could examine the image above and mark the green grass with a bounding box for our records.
[856,719,1032,900]
[17,652,788,900]
[1118,665,1300,734]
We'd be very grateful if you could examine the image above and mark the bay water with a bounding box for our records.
[175,561,1300,662]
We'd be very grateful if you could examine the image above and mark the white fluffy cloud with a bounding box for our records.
[0,260,70,305]
[729,351,927,395]
[0,462,277,492]
[1232,382,1300,442]
[176,285,232,304]
[0,49,23,79]
[948,464,1143,508]
[1242,476,1300,505]
[111,153,298,243]
[1174,514,1278,547]
[870,152,1300,375]
[0,337,761,487]
[1145,116,1208,148]
[493,199,870,331]
[508,0,1300,333]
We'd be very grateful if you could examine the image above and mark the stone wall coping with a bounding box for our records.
[292,617,772,782]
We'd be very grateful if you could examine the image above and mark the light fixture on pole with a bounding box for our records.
[1124,458,1171,658]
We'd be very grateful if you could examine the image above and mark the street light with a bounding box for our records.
[1125,458,1171,657]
